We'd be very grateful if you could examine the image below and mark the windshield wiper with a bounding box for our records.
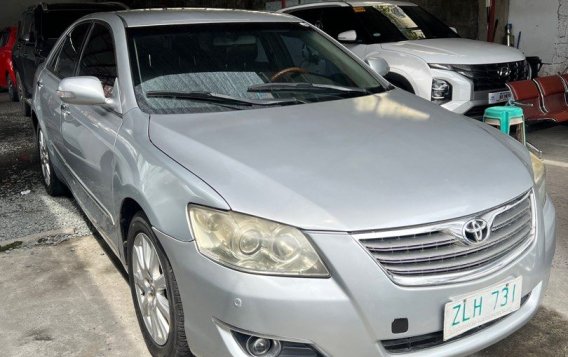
[146,90,303,109]
[247,82,370,94]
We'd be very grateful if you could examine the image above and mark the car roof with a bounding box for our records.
[113,8,301,28]
[280,1,417,12]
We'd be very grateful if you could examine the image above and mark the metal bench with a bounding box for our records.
[506,75,568,123]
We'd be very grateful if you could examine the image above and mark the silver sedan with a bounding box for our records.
[32,9,556,357]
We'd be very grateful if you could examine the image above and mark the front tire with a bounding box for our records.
[127,213,193,357]
[37,127,66,196]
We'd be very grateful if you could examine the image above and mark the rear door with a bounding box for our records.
[15,11,34,95]
[22,10,41,96]
[60,22,122,241]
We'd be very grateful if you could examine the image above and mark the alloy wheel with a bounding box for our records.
[132,233,171,345]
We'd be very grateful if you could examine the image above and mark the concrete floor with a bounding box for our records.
[0,238,149,357]
[0,92,566,356]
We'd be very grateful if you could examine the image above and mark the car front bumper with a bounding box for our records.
[157,197,556,357]
[429,68,512,117]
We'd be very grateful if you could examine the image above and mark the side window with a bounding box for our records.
[318,8,360,40]
[290,8,362,42]
[78,23,117,98]
[18,13,31,40]
[51,23,91,78]
[0,30,8,48]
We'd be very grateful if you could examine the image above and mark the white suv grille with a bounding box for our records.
[354,191,535,286]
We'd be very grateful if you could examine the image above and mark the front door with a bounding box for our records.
[60,23,122,246]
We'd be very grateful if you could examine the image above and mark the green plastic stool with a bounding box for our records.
[483,106,526,144]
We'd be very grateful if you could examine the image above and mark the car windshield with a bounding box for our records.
[128,23,386,114]
[361,5,459,42]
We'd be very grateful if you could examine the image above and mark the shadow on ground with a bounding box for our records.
[476,307,568,356]
[0,238,149,357]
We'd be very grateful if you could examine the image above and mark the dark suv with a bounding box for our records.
[12,2,127,115]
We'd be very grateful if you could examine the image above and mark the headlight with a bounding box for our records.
[530,152,546,206]
[188,206,329,277]
[431,79,452,103]
[429,63,453,71]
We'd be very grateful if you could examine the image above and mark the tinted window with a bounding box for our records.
[19,12,33,40]
[355,8,406,43]
[366,5,459,41]
[51,23,91,78]
[0,29,8,47]
[292,7,363,42]
[42,10,100,40]
[78,24,117,97]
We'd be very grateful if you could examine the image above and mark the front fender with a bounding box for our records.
[365,50,432,100]
[112,108,229,245]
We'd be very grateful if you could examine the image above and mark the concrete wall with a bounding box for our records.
[478,0,510,44]
[509,0,561,75]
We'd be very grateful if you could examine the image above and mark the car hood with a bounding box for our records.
[380,38,526,64]
[149,90,533,232]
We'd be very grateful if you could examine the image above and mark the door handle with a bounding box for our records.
[36,80,43,89]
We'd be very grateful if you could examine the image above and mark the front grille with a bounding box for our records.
[452,60,528,91]
[382,293,531,353]
[355,191,535,286]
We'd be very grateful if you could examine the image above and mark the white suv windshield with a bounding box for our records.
[128,23,386,114]
[363,5,459,41]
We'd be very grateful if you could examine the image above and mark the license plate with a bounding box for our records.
[443,276,522,341]
[488,90,512,104]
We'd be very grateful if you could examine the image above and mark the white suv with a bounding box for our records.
[280,1,529,116]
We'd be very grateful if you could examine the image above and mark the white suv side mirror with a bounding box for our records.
[337,30,357,43]
[365,57,390,77]
[57,76,108,105]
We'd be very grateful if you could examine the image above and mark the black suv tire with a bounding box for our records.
[7,75,18,102]
[16,72,30,116]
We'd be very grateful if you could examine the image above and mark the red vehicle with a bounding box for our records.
[0,26,18,102]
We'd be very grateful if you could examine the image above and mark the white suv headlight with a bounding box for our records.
[188,205,329,277]
[530,152,546,206]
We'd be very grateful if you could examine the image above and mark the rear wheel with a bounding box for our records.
[16,72,30,116]
[127,213,193,357]
[7,74,18,102]
[38,127,66,196]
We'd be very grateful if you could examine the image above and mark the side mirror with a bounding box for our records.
[365,56,390,77]
[450,27,458,34]
[57,76,108,105]
[337,30,357,43]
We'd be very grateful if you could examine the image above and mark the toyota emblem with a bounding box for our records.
[462,218,489,243]
[498,66,511,78]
